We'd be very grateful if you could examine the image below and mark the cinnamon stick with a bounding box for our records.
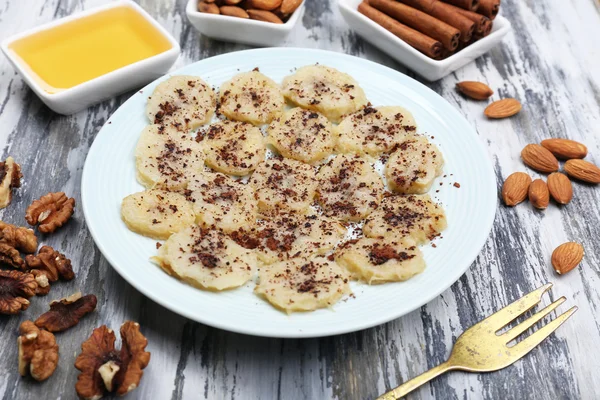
[358,2,443,59]
[440,2,488,35]
[478,0,500,20]
[440,0,479,11]
[397,0,475,42]
[369,0,460,51]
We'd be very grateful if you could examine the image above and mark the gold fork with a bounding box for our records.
[378,283,577,400]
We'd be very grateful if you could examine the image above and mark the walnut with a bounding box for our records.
[0,270,37,314]
[17,320,59,381]
[0,242,25,269]
[35,292,97,332]
[25,245,74,282]
[25,192,75,233]
[0,157,22,209]
[75,322,151,399]
[0,221,38,253]
[30,269,51,296]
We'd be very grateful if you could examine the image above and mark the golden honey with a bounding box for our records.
[8,5,172,93]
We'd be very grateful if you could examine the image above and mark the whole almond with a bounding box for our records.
[528,179,549,209]
[564,159,600,184]
[244,0,282,10]
[552,242,584,275]
[280,0,302,15]
[547,172,572,205]
[220,5,249,17]
[247,9,284,23]
[456,81,494,100]
[224,0,243,4]
[198,1,220,13]
[502,172,532,206]
[484,98,521,119]
[521,144,559,173]
[540,138,588,160]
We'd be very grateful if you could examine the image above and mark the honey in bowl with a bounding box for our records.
[8,5,173,94]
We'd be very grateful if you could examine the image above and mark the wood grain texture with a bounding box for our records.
[1,0,599,399]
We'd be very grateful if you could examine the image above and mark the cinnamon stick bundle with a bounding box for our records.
[369,0,460,51]
[358,2,443,59]
[478,0,500,20]
[440,0,479,11]
[397,0,475,42]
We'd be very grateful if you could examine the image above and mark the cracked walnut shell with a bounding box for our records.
[0,156,22,209]
[25,245,74,282]
[75,321,151,399]
[18,320,59,381]
[0,221,37,253]
[35,292,97,332]
[0,270,37,314]
[25,192,75,233]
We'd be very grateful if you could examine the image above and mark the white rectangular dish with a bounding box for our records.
[1,1,180,115]
[186,0,305,47]
[338,0,511,81]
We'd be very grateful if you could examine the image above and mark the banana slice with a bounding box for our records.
[232,212,346,265]
[385,136,444,194]
[135,124,205,191]
[250,157,317,214]
[255,256,351,313]
[121,190,195,240]
[281,65,368,123]
[266,108,334,164]
[335,237,425,284]
[187,170,257,233]
[363,194,447,244]
[219,70,285,125]
[316,154,384,222]
[334,106,417,156]
[146,75,216,129]
[154,225,256,291]
[200,120,265,176]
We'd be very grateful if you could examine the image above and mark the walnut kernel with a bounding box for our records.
[0,157,22,209]
[17,320,59,381]
[0,221,37,253]
[25,192,75,233]
[25,245,74,281]
[0,242,25,269]
[0,270,37,314]
[35,292,97,332]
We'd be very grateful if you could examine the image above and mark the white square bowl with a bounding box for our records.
[186,0,305,47]
[338,0,511,81]
[1,0,180,115]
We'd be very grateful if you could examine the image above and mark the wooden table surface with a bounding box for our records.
[1,0,600,399]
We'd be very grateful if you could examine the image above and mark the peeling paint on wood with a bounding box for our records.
[0,0,599,399]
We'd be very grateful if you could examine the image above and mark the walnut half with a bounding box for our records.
[0,220,37,253]
[0,157,22,209]
[35,292,97,332]
[18,320,59,381]
[0,270,37,314]
[0,242,25,269]
[25,245,74,282]
[25,192,75,234]
[75,322,151,400]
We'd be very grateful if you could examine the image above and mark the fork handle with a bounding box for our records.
[377,361,455,399]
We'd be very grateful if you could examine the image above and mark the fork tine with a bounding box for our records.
[502,296,566,342]
[483,283,553,330]
[509,306,578,356]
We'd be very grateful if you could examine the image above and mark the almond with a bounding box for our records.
[244,0,282,10]
[540,138,587,160]
[521,144,559,173]
[224,0,243,4]
[280,0,302,15]
[551,242,584,275]
[564,159,600,184]
[484,98,521,119]
[247,9,284,23]
[220,5,249,17]
[456,81,493,100]
[528,179,549,209]
[502,172,531,206]
[547,172,572,205]
[198,1,220,13]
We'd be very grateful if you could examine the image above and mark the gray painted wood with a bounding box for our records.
[0,0,599,399]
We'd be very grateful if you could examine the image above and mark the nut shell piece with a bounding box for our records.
[0,270,37,314]
[25,192,75,233]
[18,321,59,381]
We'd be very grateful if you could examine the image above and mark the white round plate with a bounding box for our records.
[82,48,496,338]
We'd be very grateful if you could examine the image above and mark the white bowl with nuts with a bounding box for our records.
[186,0,305,47]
